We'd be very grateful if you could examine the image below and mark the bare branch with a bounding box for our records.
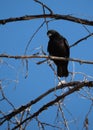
[0,81,93,126]
[0,82,15,109]
[11,81,93,129]
[34,0,53,14]
[24,21,45,54]
[0,54,93,65]
[0,14,93,26]
[70,33,93,48]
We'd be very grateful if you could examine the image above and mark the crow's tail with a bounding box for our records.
[57,65,68,77]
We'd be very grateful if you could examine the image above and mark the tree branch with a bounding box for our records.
[70,33,93,48]
[0,14,93,26]
[34,0,53,14]
[11,81,93,130]
[0,54,93,65]
[0,81,93,127]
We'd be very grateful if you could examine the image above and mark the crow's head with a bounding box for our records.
[47,30,60,39]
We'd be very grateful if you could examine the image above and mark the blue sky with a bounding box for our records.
[0,0,93,130]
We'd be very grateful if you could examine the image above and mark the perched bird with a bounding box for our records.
[47,30,70,77]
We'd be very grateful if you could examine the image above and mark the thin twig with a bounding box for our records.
[34,0,53,14]
[70,33,93,48]
[24,21,45,54]
[0,84,15,109]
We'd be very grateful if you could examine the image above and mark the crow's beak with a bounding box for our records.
[47,32,52,37]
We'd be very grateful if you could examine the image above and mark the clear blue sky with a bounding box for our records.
[0,0,93,130]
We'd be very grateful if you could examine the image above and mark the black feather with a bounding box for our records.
[47,30,70,77]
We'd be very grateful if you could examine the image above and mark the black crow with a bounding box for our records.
[47,30,70,77]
